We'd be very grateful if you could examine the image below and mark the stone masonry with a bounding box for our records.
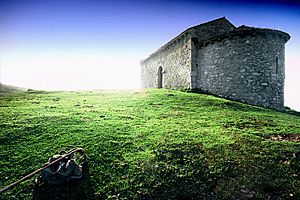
[140,17,290,110]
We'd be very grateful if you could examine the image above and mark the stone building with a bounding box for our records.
[140,17,290,110]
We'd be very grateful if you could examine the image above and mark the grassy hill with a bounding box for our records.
[0,89,300,199]
[0,83,27,94]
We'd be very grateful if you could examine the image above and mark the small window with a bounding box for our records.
[275,56,279,74]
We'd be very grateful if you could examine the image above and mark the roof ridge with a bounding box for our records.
[141,17,236,62]
[196,16,227,26]
[187,17,232,30]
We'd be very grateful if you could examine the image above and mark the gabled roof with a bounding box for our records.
[141,17,290,63]
[184,17,236,42]
[142,17,236,62]
[168,17,236,44]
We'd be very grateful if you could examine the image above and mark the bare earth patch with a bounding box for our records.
[268,133,300,142]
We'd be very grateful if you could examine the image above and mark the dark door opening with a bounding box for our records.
[157,66,163,88]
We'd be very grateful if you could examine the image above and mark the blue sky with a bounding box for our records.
[0,0,299,110]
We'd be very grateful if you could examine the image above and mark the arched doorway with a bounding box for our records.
[157,66,163,88]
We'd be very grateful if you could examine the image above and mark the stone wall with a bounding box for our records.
[193,31,287,110]
[140,18,290,110]
[141,17,235,89]
[141,39,192,89]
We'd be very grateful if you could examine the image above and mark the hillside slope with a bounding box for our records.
[0,83,27,94]
[0,89,300,199]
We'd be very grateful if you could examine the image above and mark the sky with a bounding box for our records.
[0,0,299,110]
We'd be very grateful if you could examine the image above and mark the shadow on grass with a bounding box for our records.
[116,141,300,200]
[208,138,300,200]
[123,143,219,200]
[183,89,263,112]
[32,163,97,200]
[283,107,300,117]
[185,88,300,115]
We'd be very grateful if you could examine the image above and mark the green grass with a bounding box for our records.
[1,89,300,199]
